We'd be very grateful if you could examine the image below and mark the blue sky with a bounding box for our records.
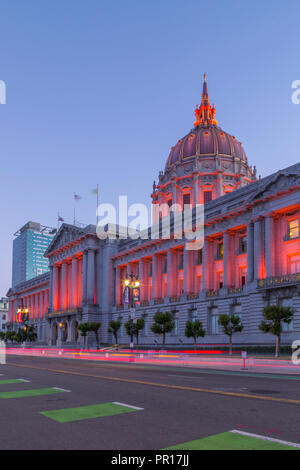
[0,0,299,295]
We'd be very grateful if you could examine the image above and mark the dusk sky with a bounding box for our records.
[0,0,299,295]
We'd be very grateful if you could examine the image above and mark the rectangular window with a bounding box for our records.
[288,219,299,240]
[195,249,203,266]
[239,236,247,254]
[204,191,212,203]
[183,193,191,207]
[281,299,294,331]
[217,243,224,260]
[217,272,223,289]
[289,255,300,274]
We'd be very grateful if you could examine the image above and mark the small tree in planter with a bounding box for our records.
[218,314,244,355]
[151,312,174,347]
[185,320,206,348]
[125,318,145,346]
[89,322,102,350]
[259,306,294,358]
[78,323,91,350]
[0,332,5,342]
[108,321,121,346]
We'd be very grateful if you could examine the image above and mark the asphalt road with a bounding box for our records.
[0,355,300,450]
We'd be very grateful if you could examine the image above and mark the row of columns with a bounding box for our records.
[116,214,277,304]
[9,290,49,321]
[50,249,97,313]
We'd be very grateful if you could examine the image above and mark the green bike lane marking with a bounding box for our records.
[40,402,144,423]
[0,387,69,399]
[0,379,26,385]
[165,431,300,450]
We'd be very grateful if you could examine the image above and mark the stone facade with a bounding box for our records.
[7,77,300,348]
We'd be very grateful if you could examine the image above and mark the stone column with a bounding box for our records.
[71,257,78,308]
[223,231,231,288]
[82,251,88,306]
[152,255,158,300]
[202,238,211,291]
[40,292,44,319]
[254,218,265,281]
[139,259,146,302]
[52,266,59,312]
[115,265,121,306]
[193,173,199,207]
[247,222,254,283]
[61,262,68,311]
[265,215,275,278]
[35,294,39,320]
[167,250,176,297]
[48,267,53,313]
[184,247,194,294]
[87,249,96,305]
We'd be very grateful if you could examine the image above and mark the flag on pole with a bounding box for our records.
[58,215,64,222]
[74,194,82,202]
[92,185,99,226]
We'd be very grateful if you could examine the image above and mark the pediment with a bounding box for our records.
[249,169,300,202]
[45,224,85,256]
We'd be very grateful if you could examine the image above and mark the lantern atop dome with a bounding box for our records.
[194,74,218,127]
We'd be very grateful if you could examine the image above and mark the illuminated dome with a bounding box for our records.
[152,75,257,209]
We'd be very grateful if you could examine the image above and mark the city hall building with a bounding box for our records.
[7,77,300,347]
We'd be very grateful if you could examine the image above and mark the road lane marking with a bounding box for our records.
[8,362,300,406]
[165,431,298,450]
[0,387,68,399]
[40,402,141,423]
[0,379,25,385]
[18,379,30,383]
[231,430,300,449]
[52,387,71,393]
[113,402,144,410]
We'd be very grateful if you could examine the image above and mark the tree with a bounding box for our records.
[218,314,244,355]
[89,322,102,350]
[259,306,294,358]
[185,320,206,347]
[78,323,91,350]
[108,321,121,346]
[124,318,145,345]
[151,312,174,346]
[25,325,37,343]
[0,332,5,342]
[5,331,17,344]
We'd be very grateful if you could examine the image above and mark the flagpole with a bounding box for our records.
[73,194,76,226]
[96,184,99,227]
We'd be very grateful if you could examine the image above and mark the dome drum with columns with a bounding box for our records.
[152,75,257,208]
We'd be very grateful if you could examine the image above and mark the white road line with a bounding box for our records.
[113,402,144,411]
[231,430,300,449]
[18,379,30,383]
[52,387,71,393]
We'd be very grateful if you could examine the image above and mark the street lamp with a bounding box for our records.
[124,272,140,350]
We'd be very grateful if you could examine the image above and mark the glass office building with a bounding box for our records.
[12,222,56,288]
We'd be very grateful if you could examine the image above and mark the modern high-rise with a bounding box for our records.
[12,222,56,288]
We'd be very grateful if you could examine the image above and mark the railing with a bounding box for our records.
[154,298,164,305]
[169,296,181,303]
[228,286,244,295]
[206,290,219,298]
[187,293,199,301]
[258,273,300,289]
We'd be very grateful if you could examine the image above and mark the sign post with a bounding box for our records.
[241,351,247,370]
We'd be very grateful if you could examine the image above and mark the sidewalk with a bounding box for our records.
[5,347,300,375]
